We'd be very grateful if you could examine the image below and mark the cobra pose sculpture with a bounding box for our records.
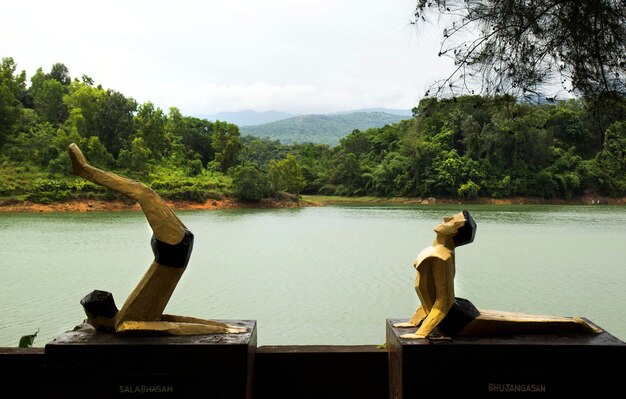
[395,211,602,339]
[69,143,245,335]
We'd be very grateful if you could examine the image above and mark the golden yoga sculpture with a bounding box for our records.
[395,211,602,339]
[69,143,246,336]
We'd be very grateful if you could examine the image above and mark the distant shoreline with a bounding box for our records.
[0,197,320,213]
[1,194,624,213]
[300,195,626,206]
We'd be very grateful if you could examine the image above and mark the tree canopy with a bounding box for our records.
[0,57,624,204]
[415,0,625,101]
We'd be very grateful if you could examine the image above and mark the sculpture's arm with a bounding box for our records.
[401,259,454,338]
[393,306,426,328]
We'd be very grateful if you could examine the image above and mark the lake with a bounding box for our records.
[1,204,625,347]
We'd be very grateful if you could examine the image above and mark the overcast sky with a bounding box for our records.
[1,0,456,115]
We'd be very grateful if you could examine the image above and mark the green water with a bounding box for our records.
[1,204,625,347]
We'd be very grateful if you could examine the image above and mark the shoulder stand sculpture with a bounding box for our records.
[395,211,602,339]
[68,143,245,335]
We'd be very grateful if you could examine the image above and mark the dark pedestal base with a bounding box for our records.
[387,319,626,398]
[45,320,256,399]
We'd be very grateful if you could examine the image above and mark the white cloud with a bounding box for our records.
[0,0,456,115]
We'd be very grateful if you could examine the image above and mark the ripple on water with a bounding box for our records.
[1,205,625,346]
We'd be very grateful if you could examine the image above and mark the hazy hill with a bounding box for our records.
[239,111,409,146]
[195,110,298,126]
[195,108,412,128]
[329,108,412,117]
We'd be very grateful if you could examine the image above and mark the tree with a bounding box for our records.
[339,129,371,157]
[212,120,242,172]
[0,58,26,98]
[268,155,307,195]
[47,63,71,86]
[165,107,185,140]
[46,127,84,174]
[63,79,105,137]
[93,90,137,157]
[542,147,584,198]
[326,151,369,196]
[546,105,595,157]
[0,57,26,144]
[415,1,625,100]
[457,180,481,199]
[425,150,482,197]
[0,85,17,144]
[29,68,68,124]
[370,152,413,197]
[178,116,215,165]
[83,136,114,169]
[6,122,58,165]
[596,121,626,181]
[230,163,270,201]
[135,102,168,158]
[239,136,290,167]
[294,142,333,194]
[117,137,153,174]
[162,107,189,162]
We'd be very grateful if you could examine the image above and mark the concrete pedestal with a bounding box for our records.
[45,320,256,399]
[387,318,626,398]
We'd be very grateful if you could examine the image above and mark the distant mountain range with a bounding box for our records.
[196,110,298,127]
[194,109,412,146]
[240,112,409,146]
[196,108,412,127]
[325,108,412,117]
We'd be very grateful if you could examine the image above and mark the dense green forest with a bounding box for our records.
[1,57,625,204]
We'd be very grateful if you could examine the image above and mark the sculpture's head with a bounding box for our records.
[80,290,119,330]
[434,210,477,247]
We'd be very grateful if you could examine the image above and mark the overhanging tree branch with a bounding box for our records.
[414,0,626,101]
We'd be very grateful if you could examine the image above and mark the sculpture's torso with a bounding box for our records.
[413,244,455,313]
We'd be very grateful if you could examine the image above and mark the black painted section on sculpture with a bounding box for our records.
[386,318,626,398]
[254,345,388,399]
[45,320,256,399]
[453,209,477,247]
